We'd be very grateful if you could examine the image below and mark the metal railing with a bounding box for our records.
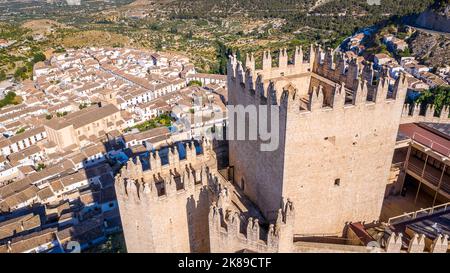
[387,201,450,225]
[406,157,449,189]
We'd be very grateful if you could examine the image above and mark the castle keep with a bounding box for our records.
[227,45,409,235]
[115,46,448,253]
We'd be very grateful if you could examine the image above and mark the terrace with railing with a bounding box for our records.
[387,201,450,225]
[407,155,450,195]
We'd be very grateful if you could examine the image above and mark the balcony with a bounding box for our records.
[407,156,450,195]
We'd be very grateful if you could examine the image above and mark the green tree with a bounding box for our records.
[14,67,28,81]
[32,52,46,63]
[398,48,411,58]
[416,86,450,116]
[0,70,6,81]
[16,127,25,134]
[0,92,19,108]
[36,163,46,171]
[56,111,68,117]
[188,80,202,87]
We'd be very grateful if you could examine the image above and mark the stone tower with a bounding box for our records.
[114,140,226,252]
[227,46,408,235]
[115,139,297,253]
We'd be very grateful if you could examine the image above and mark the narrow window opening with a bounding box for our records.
[334,178,341,186]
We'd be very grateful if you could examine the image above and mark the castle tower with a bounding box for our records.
[227,45,408,235]
[114,142,226,252]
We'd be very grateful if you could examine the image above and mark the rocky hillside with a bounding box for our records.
[415,4,450,33]
[409,30,450,68]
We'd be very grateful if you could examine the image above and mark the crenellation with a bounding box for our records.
[110,39,442,254]
[441,106,450,121]
[164,171,176,197]
[346,59,360,88]
[154,151,162,170]
[334,53,347,78]
[430,234,449,253]
[227,211,241,238]
[167,146,179,168]
[354,79,368,105]
[385,232,403,253]
[375,76,389,102]
[309,44,316,71]
[246,217,256,242]
[279,48,288,69]
[393,73,408,101]
[408,233,426,253]
[255,74,267,103]
[309,85,324,111]
[245,53,255,73]
[236,61,245,86]
[362,62,374,84]
[401,103,411,117]
[245,68,254,92]
[267,81,277,105]
[262,50,272,72]
[228,54,238,80]
[116,142,216,202]
[126,175,140,203]
[186,142,197,162]
[282,83,298,111]
[425,104,435,119]
[323,48,334,70]
[293,46,303,67]
[209,204,222,230]
[412,103,421,118]
[229,46,408,124]
[400,104,450,123]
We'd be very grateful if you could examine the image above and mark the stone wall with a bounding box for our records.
[208,199,295,253]
[400,104,450,124]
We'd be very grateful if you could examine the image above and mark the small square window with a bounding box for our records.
[334,178,340,186]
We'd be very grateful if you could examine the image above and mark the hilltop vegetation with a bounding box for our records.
[60,30,131,49]
[0,0,443,79]
[0,92,22,108]
[0,23,48,80]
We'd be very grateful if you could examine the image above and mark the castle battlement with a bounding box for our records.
[230,46,310,83]
[401,103,450,124]
[114,140,227,253]
[208,199,294,253]
[227,46,408,117]
[115,140,223,204]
